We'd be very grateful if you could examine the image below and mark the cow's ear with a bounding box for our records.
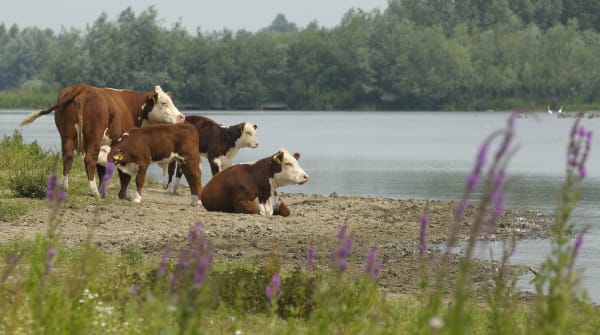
[293,153,301,160]
[273,152,284,165]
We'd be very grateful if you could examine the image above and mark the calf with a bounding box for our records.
[108,123,202,206]
[165,115,259,195]
[200,149,309,216]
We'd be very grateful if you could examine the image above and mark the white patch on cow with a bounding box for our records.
[142,86,185,126]
[272,149,309,187]
[101,128,111,146]
[88,178,100,197]
[97,145,111,167]
[166,161,200,195]
[167,176,181,195]
[117,163,140,177]
[129,191,142,203]
[156,152,185,167]
[191,194,201,207]
[60,175,69,189]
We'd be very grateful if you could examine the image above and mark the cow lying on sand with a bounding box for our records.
[109,123,202,206]
[200,149,309,216]
[165,115,259,195]
[19,83,185,197]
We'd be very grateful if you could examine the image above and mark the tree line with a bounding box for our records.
[2,0,600,110]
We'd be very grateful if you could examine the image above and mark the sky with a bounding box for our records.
[2,0,389,33]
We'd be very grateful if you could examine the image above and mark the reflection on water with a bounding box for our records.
[2,109,599,301]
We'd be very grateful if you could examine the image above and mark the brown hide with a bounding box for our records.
[200,151,289,216]
[18,83,183,197]
[109,123,202,202]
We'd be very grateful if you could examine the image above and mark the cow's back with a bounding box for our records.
[201,162,263,212]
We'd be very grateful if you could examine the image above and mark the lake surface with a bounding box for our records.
[2,109,599,300]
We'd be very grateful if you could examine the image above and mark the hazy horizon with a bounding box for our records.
[2,0,389,33]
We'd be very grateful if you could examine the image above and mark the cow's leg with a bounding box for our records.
[117,171,131,200]
[166,162,183,195]
[164,161,176,190]
[96,164,109,198]
[276,201,291,217]
[233,199,261,215]
[83,151,101,197]
[60,138,76,190]
[208,157,221,176]
[132,165,148,203]
[181,159,202,206]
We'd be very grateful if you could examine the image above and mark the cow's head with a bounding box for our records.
[271,149,309,187]
[141,86,185,126]
[235,122,259,149]
[107,134,131,163]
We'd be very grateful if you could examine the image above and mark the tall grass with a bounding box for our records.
[0,115,598,334]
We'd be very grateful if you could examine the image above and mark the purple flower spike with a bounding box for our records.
[337,226,347,240]
[47,171,58,201]
[44,248,57,274]
[573,230,587,260]
[265,273,282,299]
[130,284,141,295]
[46,170,65,202]
[193,252,214,286]
[102,162,115,184]
[305,246,316,270]
[331,235,353,273]
[418,212,429,256]
[364,249,383,280]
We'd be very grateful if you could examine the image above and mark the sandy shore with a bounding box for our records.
[0,185,552,296]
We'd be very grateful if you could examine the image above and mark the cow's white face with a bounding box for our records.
[272,149,309,187]
[237,123,259,149]
[144,86,185,125]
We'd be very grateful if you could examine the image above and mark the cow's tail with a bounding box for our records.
[19,85,86,127]
[74,96,85,154]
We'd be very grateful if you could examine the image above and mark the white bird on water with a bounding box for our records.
[558,106,563,114]
[547,106,553,114]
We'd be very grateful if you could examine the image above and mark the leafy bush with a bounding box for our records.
[0,132,59,198]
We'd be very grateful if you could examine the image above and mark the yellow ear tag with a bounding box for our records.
[113,154,124,161]
[274,157,282,165]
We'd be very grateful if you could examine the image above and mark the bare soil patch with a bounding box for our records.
[0,185,551,297]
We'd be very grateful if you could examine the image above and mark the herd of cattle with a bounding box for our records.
[19,83,309,217]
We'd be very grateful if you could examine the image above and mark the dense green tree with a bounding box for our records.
[266,14,298,33]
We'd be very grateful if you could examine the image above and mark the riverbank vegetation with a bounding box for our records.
[1,115,598,333]
[3,1,600,110]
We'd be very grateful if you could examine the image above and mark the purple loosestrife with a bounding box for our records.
[159,249,171,276]
[99,162,115,195]
[364,248,383,280]
[130,284,141,295]
[331,233,353,273]
[418,211,430,256]
[46,169,66,202]
[305,246,316,270]
[169,221,214,289]
[44,248,57,275]
[572,229,587,260]
[265,273,282,299]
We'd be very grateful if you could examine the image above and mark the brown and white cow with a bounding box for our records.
[19,83,185,197]
[200,149,309,216]
[165,115,259,195]
[108,123,202,206]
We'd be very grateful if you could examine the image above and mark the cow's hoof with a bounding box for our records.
[191,195,201,207]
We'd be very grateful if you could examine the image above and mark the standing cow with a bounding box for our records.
[200,149,309,216]
[108,123,202,206]
[165,115,259,195]
[19,83,185,197]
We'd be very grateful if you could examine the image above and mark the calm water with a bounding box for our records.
[2,109,599,300]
